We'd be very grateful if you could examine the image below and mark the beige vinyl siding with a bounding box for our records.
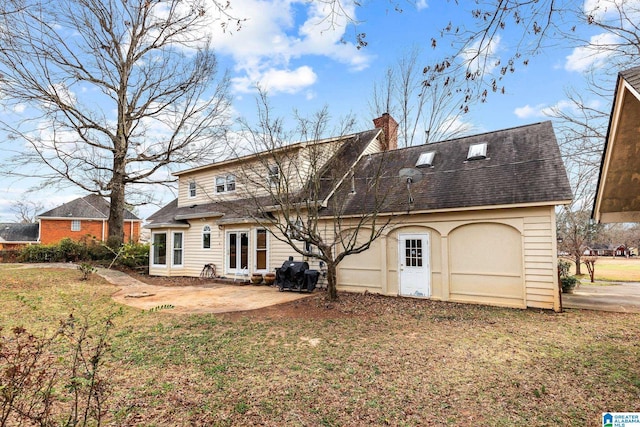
[182,219,224,277]
[177,139,349,207]
[333,206,560,310]
[523,210,559,309]
[151,203,561,310]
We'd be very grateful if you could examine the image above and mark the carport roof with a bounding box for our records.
[593,66,640,223]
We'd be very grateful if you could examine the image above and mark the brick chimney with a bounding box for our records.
[372,113,398,151]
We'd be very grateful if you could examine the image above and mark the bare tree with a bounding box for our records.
[9,199,45,223]
[369,47,474,147]
[230,92,393,300]
[0,0,234,246]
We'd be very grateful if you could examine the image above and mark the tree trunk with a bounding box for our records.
[574,254,582,275]
[108,176,125,248]
[326,261,338,301]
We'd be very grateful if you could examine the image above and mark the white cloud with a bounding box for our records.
[565,32,621,72]
[514,99,602,119]
[514,104,546,119]
[416,0,428,11]
[583,0,640,21]
[231,65,317,94]
[460,35,501,75]
[201,0,371,95]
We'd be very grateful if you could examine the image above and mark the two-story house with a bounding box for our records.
[147,115,572,311]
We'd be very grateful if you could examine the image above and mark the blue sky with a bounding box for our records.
[0,0,622,221]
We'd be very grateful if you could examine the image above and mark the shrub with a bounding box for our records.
[78,262,97,280]
[561,275,579,293]
[19,243,63,262]
[558,259,579,293]
[116,242,149,268]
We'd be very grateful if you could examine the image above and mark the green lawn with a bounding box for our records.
[568,257,640,282]
[1,265,639,426]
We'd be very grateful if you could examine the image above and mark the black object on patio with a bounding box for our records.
[275,257,319,292]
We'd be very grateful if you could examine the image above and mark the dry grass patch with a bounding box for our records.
[1,266,639,426]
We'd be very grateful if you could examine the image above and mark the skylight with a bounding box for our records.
[416,151,435,168]
[467,142,487,160]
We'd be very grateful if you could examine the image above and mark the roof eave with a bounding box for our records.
[144,222,190,229]
[174,211,225,220]
[326,199,573,219]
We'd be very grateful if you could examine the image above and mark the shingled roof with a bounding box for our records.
[0,223,39,243]
[330,121,572,216]
[147,129,383,228]
[38,194,140,220]
[148,121,572,226]
[620,66,640,94]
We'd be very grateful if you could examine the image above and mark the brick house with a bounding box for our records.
[37,194,142,244]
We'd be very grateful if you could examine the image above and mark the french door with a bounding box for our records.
[227,231,249,274]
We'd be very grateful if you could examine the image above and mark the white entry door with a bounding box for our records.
[399,233,430,297]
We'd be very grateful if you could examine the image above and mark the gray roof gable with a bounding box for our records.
[0,223,39,243]
[335,121,573,215]
[38,194,140,220]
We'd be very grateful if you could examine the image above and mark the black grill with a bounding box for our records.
[275,257,319,292]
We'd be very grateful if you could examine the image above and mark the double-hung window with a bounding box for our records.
[203,225,211,249]
[216,174,236,193]
[152,233,167,265]
[268,165,280,187]
[189,181,197,198]
[173,232,183,266]
[71,220,81,231]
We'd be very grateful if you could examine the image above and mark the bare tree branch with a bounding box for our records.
[0,0,233,245]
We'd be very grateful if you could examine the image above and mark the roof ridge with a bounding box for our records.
[364,121,551,156]
[81,194,108,218]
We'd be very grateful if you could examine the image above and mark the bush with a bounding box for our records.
[560,275,579,293]
[18,239,149,270]
[19,243,63,262]
[558,259,579,293]
[113,242,149,269]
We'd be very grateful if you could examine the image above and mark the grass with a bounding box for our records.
[2,265,640,426]
[568,257,640,282]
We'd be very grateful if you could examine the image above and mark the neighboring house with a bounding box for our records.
[0,223,39,250]
[147,115,572,311]
[37,194,142,244]
[593,66,640,223]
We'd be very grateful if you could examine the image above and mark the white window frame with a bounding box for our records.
[268,165,280,187]
[152,232,167,266]
[202,225,211,249]
[172,232,183,267]
[216,175,236,193]
[215,176,225,193]
[254,228,269,273]
[188,181,197,198]
[226,174,236,191]
[71,219,81,231]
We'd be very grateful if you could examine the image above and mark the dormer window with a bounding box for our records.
[216,174,236,193]
[416,151,435,168]
[188,181,197,198]
[467,142,487,160]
